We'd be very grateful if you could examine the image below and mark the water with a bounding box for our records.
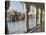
[7,16,36,34]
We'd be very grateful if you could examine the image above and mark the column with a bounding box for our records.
[5,1,10,34]
[40,8,44,32]
[36,6,41,26]
[36,6,38,26]
[24,3,29,32]
[42,9,45,32]
[36,6,42,32]
[38,8,41,25]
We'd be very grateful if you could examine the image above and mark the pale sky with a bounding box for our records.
[8,1,36,14]
[8,1,24,13]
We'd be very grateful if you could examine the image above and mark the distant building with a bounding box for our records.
[7,10,19,21]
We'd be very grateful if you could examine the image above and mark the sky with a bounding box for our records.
[8,1,36,14]
[8,1,24,13]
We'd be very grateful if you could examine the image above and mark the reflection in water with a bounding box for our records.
[7,15,36,33]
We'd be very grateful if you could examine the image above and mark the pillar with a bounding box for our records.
[5,1,10,34]
[42,9,45,32]
[24,3,30,32]
[38,8,41,25]
[36,6,38,26]
[40,8,45,32]
[36,6,42,32]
